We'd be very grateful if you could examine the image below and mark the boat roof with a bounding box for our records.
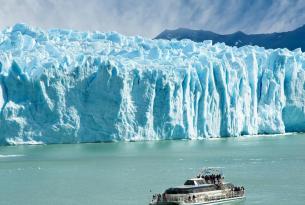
[171,184,216,189]
[188,178,205,181]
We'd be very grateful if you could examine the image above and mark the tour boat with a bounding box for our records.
[150,168,245,205]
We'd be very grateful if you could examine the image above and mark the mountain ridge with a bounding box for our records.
[155,25,305,51]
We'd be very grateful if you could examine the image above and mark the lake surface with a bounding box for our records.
[1,134,305,205]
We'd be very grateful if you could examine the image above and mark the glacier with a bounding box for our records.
[0,24,305,145]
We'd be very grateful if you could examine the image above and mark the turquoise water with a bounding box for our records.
[1,134,305,205]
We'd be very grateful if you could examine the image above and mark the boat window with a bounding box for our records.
[184,180,195,185]
[196,180,205,185]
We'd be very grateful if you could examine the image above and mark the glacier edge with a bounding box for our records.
[0,24,305,145]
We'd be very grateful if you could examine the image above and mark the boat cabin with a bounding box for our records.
[165,184,217,194]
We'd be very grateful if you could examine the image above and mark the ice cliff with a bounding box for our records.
[0,24,305,145]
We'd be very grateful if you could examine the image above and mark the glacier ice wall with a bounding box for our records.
[1,24,305,145]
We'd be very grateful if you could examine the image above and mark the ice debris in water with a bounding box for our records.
[0,23,305,145]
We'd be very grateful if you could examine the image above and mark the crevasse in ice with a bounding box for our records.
[0,24,305,145]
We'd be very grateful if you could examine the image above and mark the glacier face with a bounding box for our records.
[0,24,305,145]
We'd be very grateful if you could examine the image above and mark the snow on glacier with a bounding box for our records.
[0,23,305,145]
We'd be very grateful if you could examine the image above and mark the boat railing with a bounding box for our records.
[226,190,245,198]
[203,190,244,202]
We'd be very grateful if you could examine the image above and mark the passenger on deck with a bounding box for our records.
[162,193,167,202]
[211,174,215,184]
[216,174,220,183]
[205,175,209,183]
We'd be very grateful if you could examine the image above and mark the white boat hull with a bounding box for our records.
[150,196,245,205]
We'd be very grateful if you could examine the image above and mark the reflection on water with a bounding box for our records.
[0,154,24,158]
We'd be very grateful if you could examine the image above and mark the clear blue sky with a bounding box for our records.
[1,0,305,38]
